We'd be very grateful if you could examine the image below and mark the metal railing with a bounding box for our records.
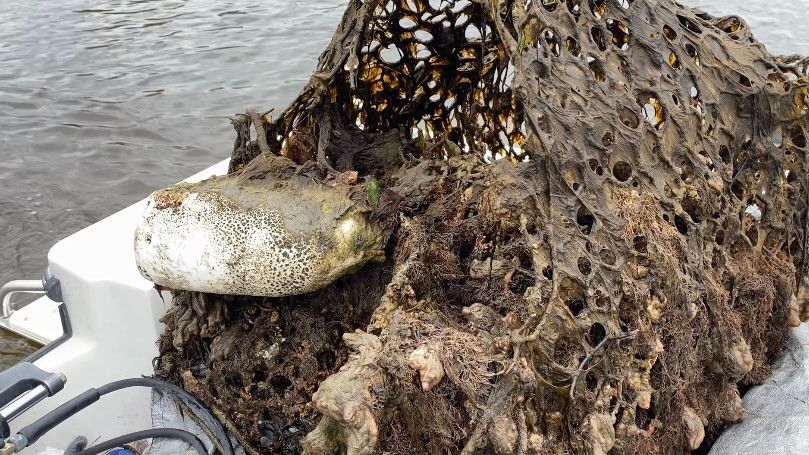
[0,280,45,320]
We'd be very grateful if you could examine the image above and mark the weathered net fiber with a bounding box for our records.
[155,0,809,454]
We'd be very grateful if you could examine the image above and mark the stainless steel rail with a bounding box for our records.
[0,385,49,423]
[0,281,45,320]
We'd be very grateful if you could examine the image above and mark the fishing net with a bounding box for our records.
[154,0,809,453]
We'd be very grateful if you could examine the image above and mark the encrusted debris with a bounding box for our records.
[152,0,809,454]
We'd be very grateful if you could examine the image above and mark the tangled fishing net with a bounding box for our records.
[153,0,809,453]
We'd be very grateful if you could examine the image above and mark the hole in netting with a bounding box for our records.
[544,28,561,56]
[450,0,472,13]
[542,266,554,280]
[509,270,537,295]
[662,24,677,40]
[566,36,582,57]
[618,0,632,8]
[609,396,619,413]
[578,256,592,275]
[567,298,586,316]
[719,145,730,164]
[763,230,782,252]
[416,43,433,60]
[464,23,482,41]
[225,372,244,389]
[788,237,802,258]
[682,194,703,223]
[270,375,293,394]
[399,16,418,29]
[745,202,763,222]
[553,335,585,366]
[595,296,611,309]
[316,350,337,369]
[635,406,653,430]
[674,214,689,236]
[541,0,559,12]
[585,371,598,390]
[613,161,632,181]
[590,26,608,51]
[715,229,725,245]
[679,160,696,182]
[379,43,403,64]
[738,74,752,87]
[633,235,648,254]
[576,206,595,234]
[587,322,607,346]
[715,15,743,34]
[566,0,581,16]
[641,96,665,128]
[730,180,744,200]
[588,0,607,18]
[600,248,616,265]
[684,42,700,65]
[606,18,630,50]
[253,368,268,382]
[414,29,434,43]
[745,224,759,244]
[668,52,681,70]
[789,125,807,148]
[588,158,600,171]
[587,55,606,82]
[361,39,382,54]
[454,12,470,28]
[737,134,755,154]
[429,14,447,25]
[530,60,551,79]
[677,14,702,34]
[602,131,614,146]
[619,106,640,128]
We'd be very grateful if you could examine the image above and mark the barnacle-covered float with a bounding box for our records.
[136,0,809,453]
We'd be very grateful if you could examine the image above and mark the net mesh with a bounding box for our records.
[157,0,809,453]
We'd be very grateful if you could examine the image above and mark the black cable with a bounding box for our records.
[97,378,233,455]
[74,428,207,455]
[18,377,234,455]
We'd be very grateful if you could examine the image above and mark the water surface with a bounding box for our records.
[0,0,806,365]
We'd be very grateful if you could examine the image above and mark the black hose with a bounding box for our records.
[18,377,234,455]
[74,428,206,455]
[97,378,233,455]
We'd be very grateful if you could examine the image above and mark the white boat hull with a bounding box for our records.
[6,159,230,454]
